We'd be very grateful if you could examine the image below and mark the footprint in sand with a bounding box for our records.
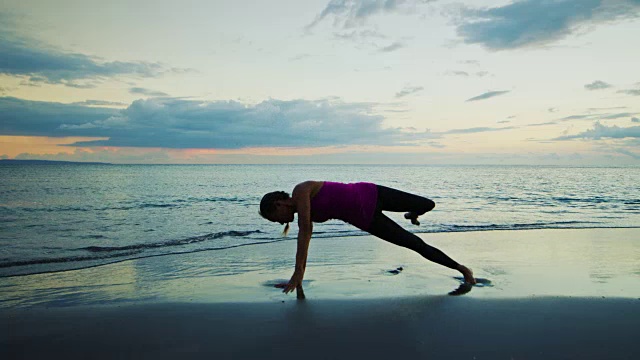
[385,266,404,275]
[453,276,493,287]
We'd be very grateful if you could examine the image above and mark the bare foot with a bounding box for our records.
[404,212,420,226]
[457,265,476,285]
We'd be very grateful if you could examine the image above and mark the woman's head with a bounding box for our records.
[260,191,293,235]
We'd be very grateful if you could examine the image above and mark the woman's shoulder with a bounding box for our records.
[292,181,324,198]
[294,180,324,188]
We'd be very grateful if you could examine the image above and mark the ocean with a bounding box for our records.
[1,164,639,278]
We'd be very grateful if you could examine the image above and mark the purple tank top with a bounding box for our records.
[310,182,378,231]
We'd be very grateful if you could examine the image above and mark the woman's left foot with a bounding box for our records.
[404,212,420,225]
[457,265,476,285]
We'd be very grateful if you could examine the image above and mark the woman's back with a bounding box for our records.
[310,181,378,230]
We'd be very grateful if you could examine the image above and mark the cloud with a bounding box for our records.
[289,53,311,61]
[129,87,169,97]
[443,126,516,135]
[557,112,637,121]
[71,100,128,107]
[378,41,405,52]
[525,110,640,128]
[617,89,640,96]
[445,70,490,77]
[331,29,391,51]
[446,70,469,77]
[465,90,509,102]
[0,26,187,87]
[559,114,593,121]
[454,0,640,50]
[306,2,431,52]
[587,106,628,111]
[333,29,387,41]
[0,97,119,137]
[447,61,491,77]
[459,60,479,66]
[554,122,640,140]
[497,120,511,124]
[601,112,638,119]
[395,85,424,98]
[615,147,640,159]
[306,0,435,30]
[584,80,612,90]
[0,96,436,149]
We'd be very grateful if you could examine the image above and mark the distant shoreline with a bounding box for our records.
[0,159,112,165]
[0,160,637,167]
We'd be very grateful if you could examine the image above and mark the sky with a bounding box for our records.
[0,0,639,165]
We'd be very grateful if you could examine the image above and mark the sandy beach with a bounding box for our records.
[2,228,639,359]
[4,296,638,359]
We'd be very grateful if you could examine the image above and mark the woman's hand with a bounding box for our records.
[274,279,305,299]
[282,270,304,294]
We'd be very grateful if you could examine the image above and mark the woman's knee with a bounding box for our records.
[422,198,435,213]
[403,234,429,252]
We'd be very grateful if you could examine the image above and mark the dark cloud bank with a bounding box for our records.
[554,121,640,140]
[455,0,640,50]
[0,30,189,88]
[0,96,435,149]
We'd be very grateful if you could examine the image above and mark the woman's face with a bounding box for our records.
[270,201,294,224]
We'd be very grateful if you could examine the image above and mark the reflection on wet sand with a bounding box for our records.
[1,228,639,308]
[1,261,138,307]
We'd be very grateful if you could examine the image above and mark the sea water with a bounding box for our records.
[0,164,639,278]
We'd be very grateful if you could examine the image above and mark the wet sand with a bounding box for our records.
[2,228,639,359]
[3,296,639,359]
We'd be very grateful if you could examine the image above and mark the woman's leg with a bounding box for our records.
[370,186,476,283]
[375,185,435,225]
[375,185,435,213]
[367,211,460,270]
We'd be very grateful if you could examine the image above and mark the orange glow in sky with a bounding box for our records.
[0,136,109,158]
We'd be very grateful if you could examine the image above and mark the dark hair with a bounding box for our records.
[259,191,291,236]
[259,191,289,217]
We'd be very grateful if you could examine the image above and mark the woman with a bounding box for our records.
[260,181,476,295]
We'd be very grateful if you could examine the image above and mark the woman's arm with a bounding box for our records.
[282,182,314,295]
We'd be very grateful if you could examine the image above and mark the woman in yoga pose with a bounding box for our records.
[260,181,476,296]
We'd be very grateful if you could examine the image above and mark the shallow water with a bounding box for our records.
[1,164,639,277]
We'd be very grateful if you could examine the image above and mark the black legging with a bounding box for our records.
[366,185,460,270]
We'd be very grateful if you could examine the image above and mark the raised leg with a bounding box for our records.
[376,185,435,225]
